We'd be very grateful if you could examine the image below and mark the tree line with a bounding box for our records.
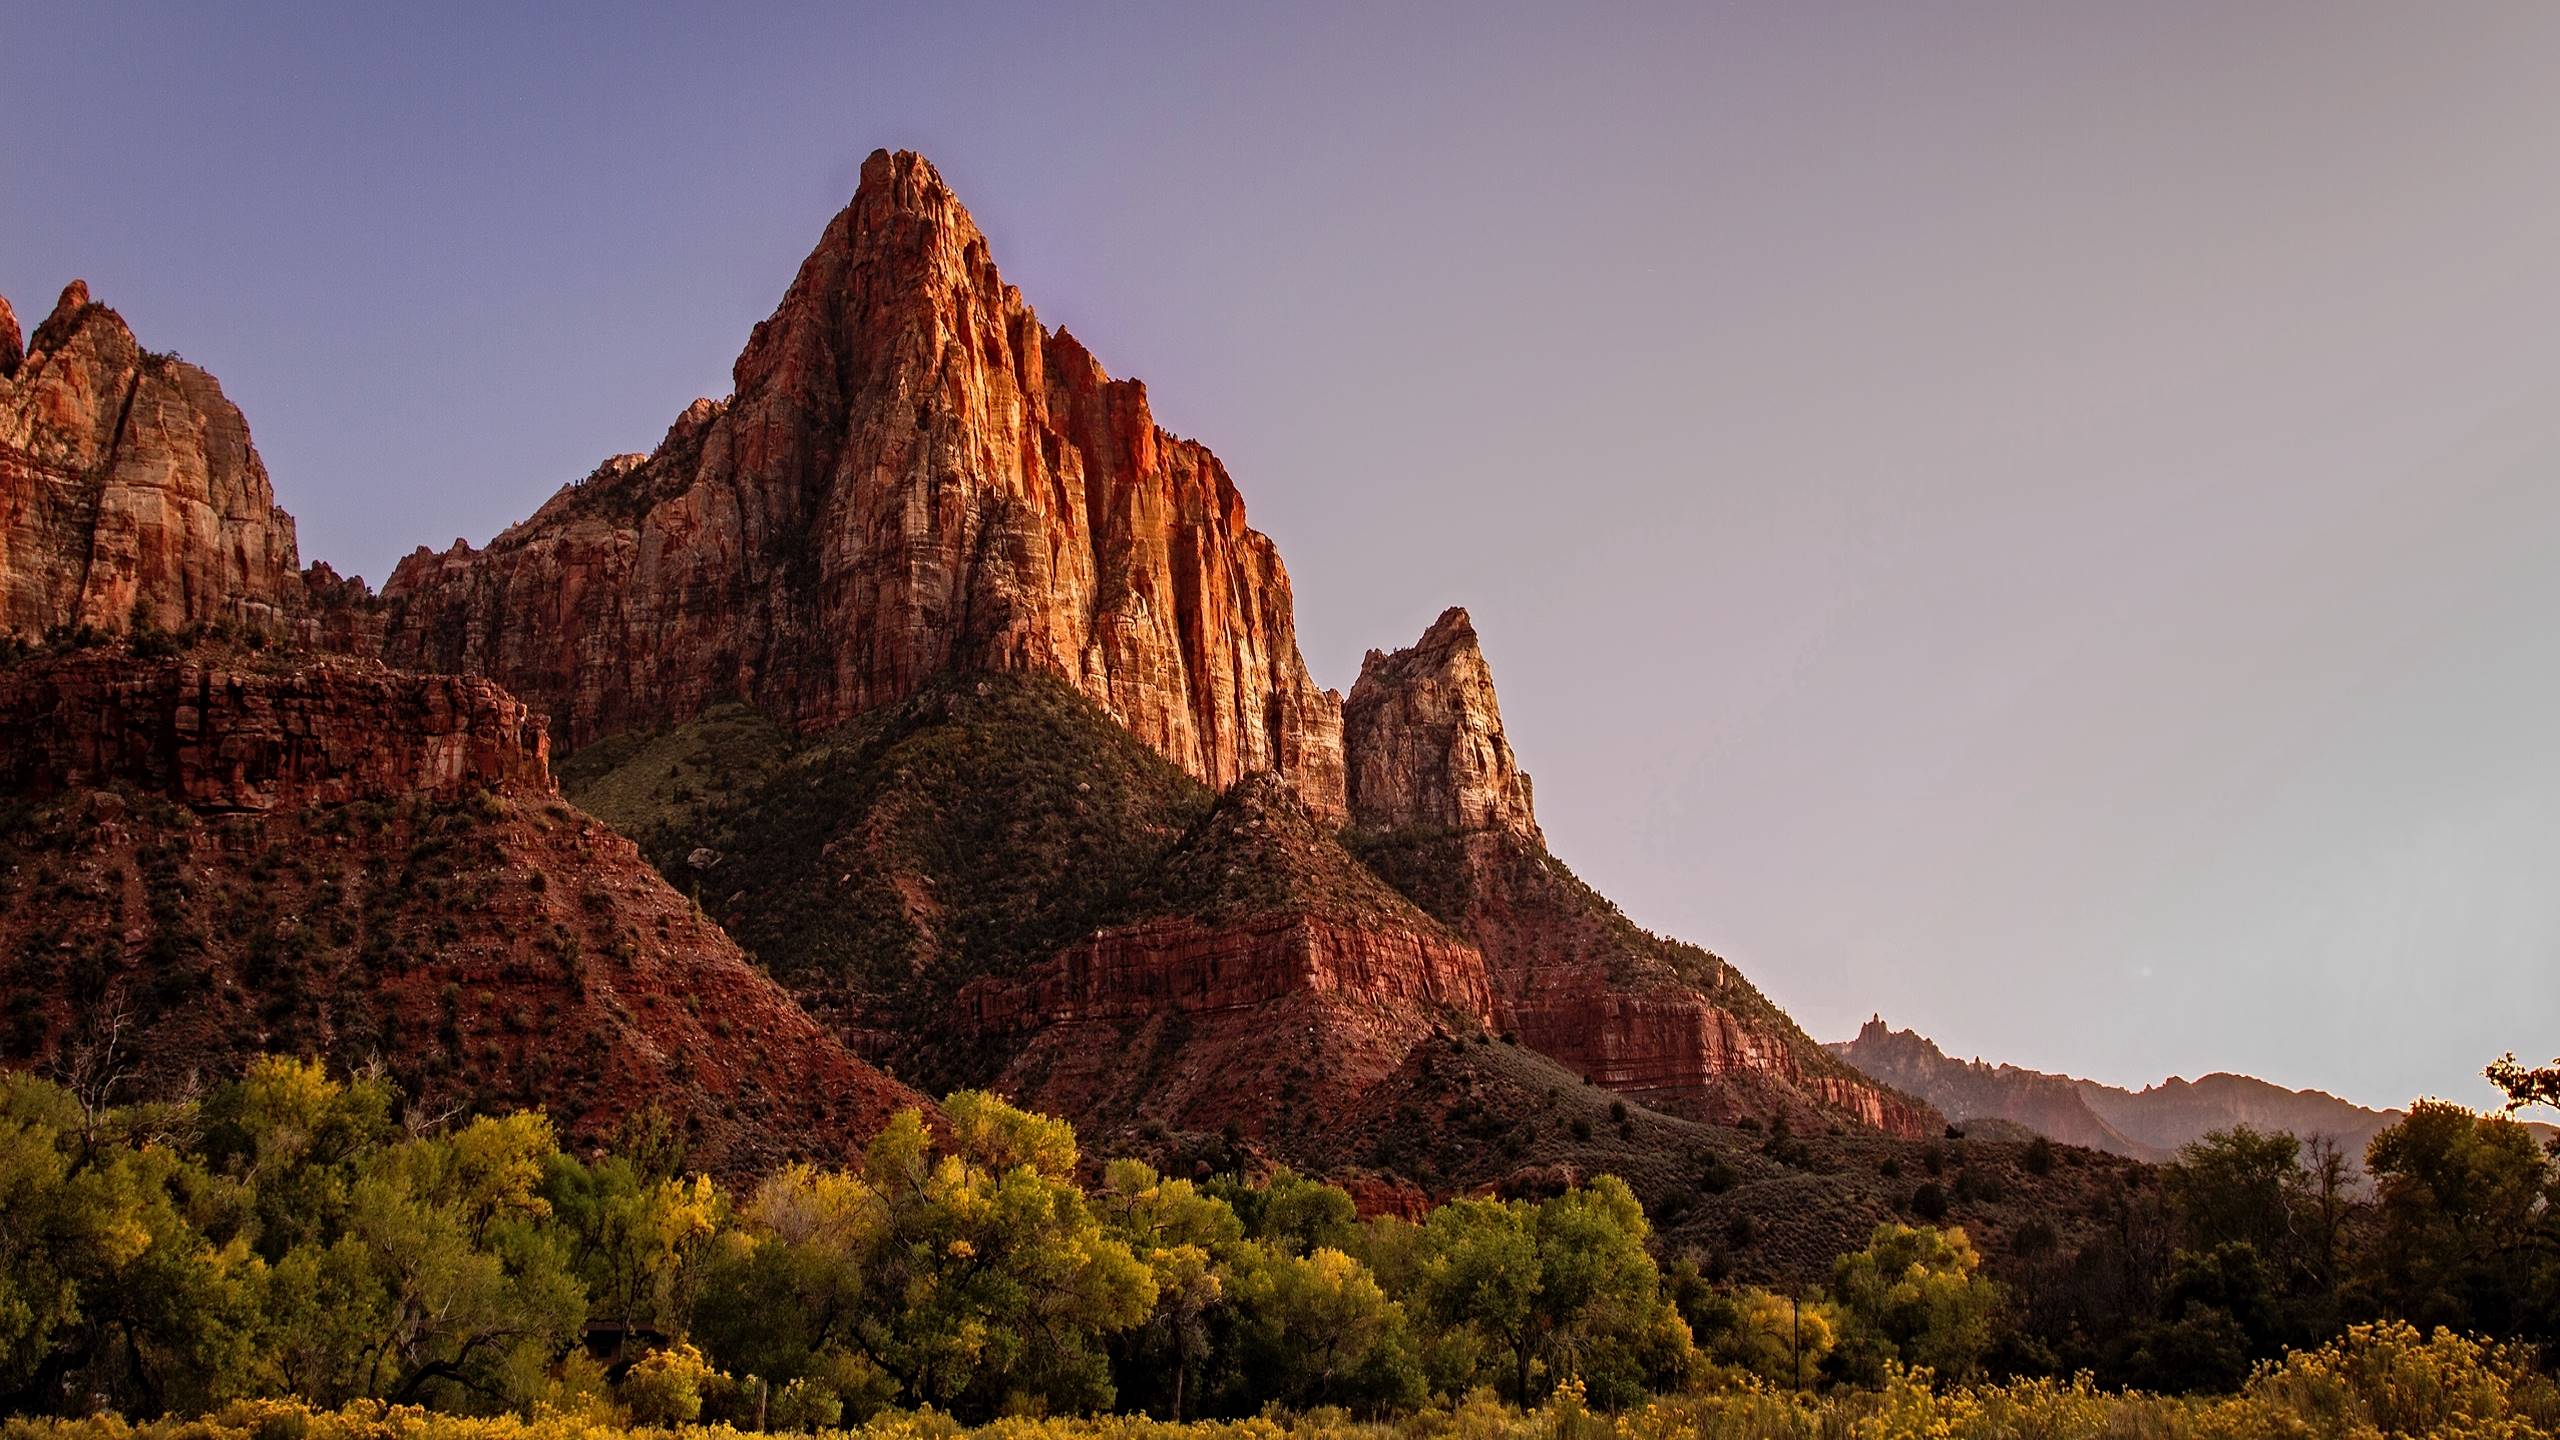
[3,1055,2555,1424]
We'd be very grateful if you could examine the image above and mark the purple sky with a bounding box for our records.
[9,2,2557,1110]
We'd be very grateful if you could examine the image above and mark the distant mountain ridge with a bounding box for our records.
[1830,1018,2555,1169]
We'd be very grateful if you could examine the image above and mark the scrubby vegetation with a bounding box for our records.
[560,675,1221,1091]
[6,1057,2559,1433]
[5,1323,2555,1439]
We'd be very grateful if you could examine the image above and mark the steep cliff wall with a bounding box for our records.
[381,150,1345,817]
[0,650,553,812]
[0,282,303,639]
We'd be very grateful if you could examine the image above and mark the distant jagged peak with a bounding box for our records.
[1344,606,1541,843]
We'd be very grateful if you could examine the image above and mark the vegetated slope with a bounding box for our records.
[562,671,1493,1163]
[0,644,925,1177]
[553,669,2096,1291]
[562,671,1213,1073]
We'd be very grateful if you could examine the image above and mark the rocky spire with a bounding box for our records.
[1342,607,1541,842]
[0,281,302,639]
[380,149,1347,816]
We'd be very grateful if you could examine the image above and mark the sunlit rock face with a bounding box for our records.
[1344,605,1542,843]
[379,150,1346,818]
[0,282,303,640]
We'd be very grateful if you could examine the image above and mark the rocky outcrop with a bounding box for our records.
[1345,606,1540,842]
[380,150,1346,817]
[0,294,21,379]
[0,649,552,811]
[964,912,1492,1032]
[0,282,302,639]
[1348,611,1935,1137]
[967,911,1492,1135]
[1829,1018,2158,1157]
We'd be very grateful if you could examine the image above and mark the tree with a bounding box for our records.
[2357,1100,2552,1337]
[1828,1223,2001,1382]
[2486,1053,2560,1114]
[1412,1178,1691,1406]
[255,1111,586,1409]
[834,1100,1157,1415]
[1225,1246,1422,1413]
[1704,1288,1834,1388]
[2166,1128,2305,1267]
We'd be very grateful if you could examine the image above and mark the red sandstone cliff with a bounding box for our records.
[379,150,1345,817]
[1345,611,1936,1137]
[955,770,1493,1138]
[0,283,303,639]
[0,650,552,811]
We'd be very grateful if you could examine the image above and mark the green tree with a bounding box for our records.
[2166,1127,2306,1266]
[0,1073,260,1415]
[1225,1245,1422,1413]
[2357,1100,2553,1337]
[1412,1178,1691,1406]
[1828,1223,2001,1382]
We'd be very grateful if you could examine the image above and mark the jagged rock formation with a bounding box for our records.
[1828,1018,2159,1158]
[1827,1019,2558,1170]
[0,650,551,812]
[380,150,1345,817]
[0,291,925,1173]
[1344,607,1540,842]
[1345,612,1935,1138]
[0,282,302,639]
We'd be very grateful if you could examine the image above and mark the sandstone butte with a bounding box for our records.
[0,150,1934,1145]
[376,149,1347,819]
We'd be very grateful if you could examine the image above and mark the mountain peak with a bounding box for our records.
[379,148,1349,818]
[1345,607,1540,842]
[0,280,301,638]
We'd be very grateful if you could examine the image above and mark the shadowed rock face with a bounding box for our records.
[379,149,1346,818]
[0,282,303,639]
[1344,607,1541,843]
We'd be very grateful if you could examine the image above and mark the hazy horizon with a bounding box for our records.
[8,2,2555,1111]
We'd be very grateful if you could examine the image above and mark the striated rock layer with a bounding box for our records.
[0,650,552,812]
[1345,612,1935,1138]
[381,150,1346,817]
[0,283,302,639]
